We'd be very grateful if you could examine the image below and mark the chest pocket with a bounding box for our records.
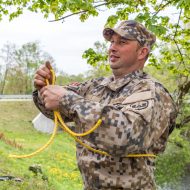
[84,86,105,102]
[85,93,101,102]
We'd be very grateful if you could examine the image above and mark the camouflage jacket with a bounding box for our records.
[33,70,176,190]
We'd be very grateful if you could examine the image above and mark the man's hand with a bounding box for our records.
[34,61,52,90]
[40,85,69,110]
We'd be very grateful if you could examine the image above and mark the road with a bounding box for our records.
[0,95,32,101]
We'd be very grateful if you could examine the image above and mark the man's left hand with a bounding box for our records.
[40,85,68,110]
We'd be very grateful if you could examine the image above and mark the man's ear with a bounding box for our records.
[138,47,149,61]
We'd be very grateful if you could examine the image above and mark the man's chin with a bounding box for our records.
[110,62,120,70]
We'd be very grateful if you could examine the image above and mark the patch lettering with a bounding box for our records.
[130,100,149,110]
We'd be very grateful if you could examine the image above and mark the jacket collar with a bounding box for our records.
[100,70,145,91]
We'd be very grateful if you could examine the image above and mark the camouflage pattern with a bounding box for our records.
[33,70,176,190]
[103,20,156,49]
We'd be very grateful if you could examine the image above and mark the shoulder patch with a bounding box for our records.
[130,100,149,110]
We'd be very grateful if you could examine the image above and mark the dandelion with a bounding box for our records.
[49,167,62,176]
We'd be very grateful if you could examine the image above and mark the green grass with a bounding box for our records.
[0,101,83,190]
[155,127,190,188]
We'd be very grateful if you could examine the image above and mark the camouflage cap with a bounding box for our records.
[103,20,156,49]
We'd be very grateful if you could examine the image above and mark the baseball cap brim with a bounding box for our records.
[103,28,136,41]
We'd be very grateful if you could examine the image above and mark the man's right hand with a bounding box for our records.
[34,61,53,90]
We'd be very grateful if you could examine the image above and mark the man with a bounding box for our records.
[33,20,176,190]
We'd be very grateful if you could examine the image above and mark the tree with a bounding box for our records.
[0,1,189,96]
[14,41,54,93]
[0,1,189,22]
[0,41,54,94]
[0,43,16,94]
[82,41,111,78]
[56,71,86,86]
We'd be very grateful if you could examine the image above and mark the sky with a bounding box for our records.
[0,6,178,75]
[0,10,114,75]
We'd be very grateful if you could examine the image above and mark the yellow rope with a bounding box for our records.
[55,111,102,137]
[9,70,58,158]
[126,154,156,158]
[56,110,156,158]
[9,111,58,158]
[9,68,156,159]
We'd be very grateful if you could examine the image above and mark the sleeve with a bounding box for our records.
[57,81,176,156]
[32,79,94,122]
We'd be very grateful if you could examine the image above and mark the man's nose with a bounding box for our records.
[109,42,118,52]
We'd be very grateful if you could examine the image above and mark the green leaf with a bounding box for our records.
[105,15,119,28]
[148,24,167,36]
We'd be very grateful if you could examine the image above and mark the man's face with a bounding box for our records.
[108,33,142,76]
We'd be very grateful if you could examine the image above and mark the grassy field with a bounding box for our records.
[0,101,83,190]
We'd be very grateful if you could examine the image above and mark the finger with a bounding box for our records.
[43,98,49,109]
[34,79,46,89]
[39,86,47,97]
[36,69,51,80]
[45,61,52,70]
[34,73,47,82]
[45,61,54,84]
[42,91,48,100]
[70,82,81,86]
[34,79,46,86]
[44,98,53,110]
[44,102,52,110]
[40,86,53,99]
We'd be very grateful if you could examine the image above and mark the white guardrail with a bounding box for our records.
[0,95,32,101]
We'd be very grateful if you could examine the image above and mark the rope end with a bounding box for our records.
[8,154,17,158]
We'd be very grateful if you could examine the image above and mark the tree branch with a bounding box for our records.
[176,115,190,128]
[49,10,86,22]
[152,0,172,17]
[173,9,185,66]
[49,2,109,22]
[183,116,190,126]
[94,0,106,4]
[176,78,190,111]
[173,8,182,39]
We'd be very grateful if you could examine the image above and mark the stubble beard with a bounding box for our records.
[110,60,126,78]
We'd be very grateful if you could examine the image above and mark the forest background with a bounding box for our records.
[0,0,190,189]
